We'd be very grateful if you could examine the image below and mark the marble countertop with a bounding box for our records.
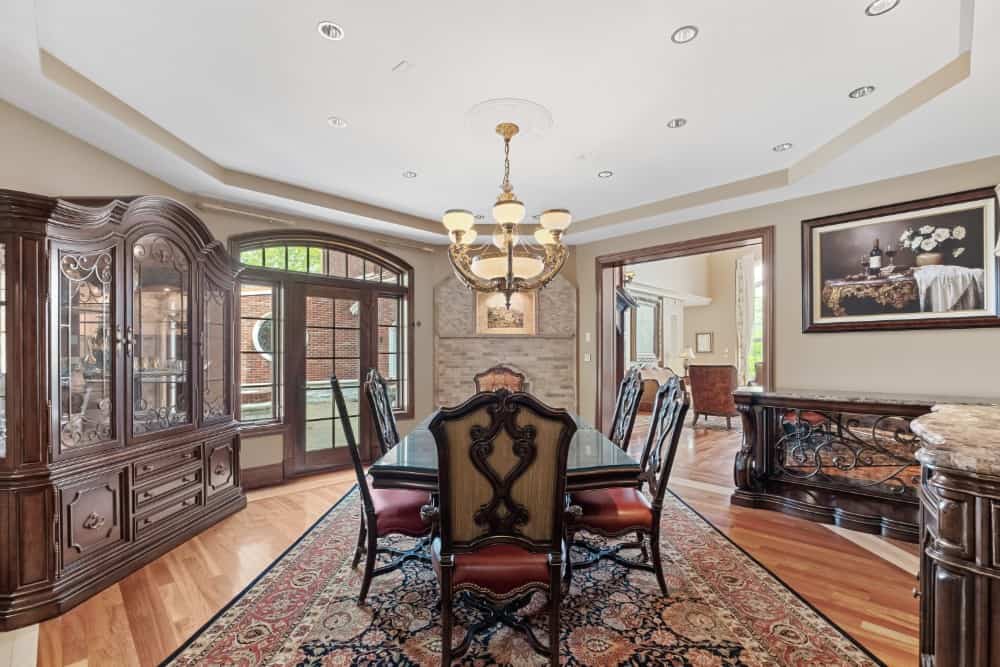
[912,404,1000,475]
[732,387,995,407]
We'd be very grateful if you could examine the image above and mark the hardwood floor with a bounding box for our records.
[28,420,918,666]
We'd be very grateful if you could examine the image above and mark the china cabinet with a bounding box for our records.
[0,190,244,630]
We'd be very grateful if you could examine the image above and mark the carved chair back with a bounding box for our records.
[364,368,399,457]
[640,375,691,509]
[428,390,577,555]
[608,366,643,450]
[474,365,526,393]
[332,376,377,519]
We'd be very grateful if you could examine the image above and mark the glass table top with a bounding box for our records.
[370,412,639,476]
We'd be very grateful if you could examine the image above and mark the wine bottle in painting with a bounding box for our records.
[868,238,882,276]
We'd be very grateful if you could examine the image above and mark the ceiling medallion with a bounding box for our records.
[442,122,571,308]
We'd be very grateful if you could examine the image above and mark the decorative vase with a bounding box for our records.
[916,252,944,266]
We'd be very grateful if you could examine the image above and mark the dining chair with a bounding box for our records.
[422,389,577,666]
[608,366,643,450]
[363,368,399,457]
[473,364,526,393]
[567,375,690,596]
[331,376,432,605]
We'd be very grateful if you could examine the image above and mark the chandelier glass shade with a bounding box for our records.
[443,122,571,308]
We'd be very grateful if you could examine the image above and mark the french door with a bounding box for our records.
[289,284,368,473]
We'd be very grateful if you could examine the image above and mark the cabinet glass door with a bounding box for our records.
[131,235,192,436]
[202,283,231,423]
[56,246,117,452]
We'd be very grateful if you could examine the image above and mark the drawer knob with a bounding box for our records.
[183,452,195,460]
[214,463,227,476]
[141,491,152,500]
[183,475,195,483]
[82,512,106,530]
[141,464,154,473]
[912,587,921,598]
[183,499,195,507]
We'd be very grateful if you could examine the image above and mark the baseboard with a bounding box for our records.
[241,463,284,490]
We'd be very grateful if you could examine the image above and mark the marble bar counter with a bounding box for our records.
[910,404,1000,666]
[911,403,1000,475]
[730,388,973,542]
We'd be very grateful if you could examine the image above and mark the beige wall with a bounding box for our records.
[627,254,709,299]
[683,246,762,367]
[0,100,450,467]
[575,157,1000,423]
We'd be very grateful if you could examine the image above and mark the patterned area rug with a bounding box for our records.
[164,488,881,666]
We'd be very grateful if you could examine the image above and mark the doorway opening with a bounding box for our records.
[595,227,774,431]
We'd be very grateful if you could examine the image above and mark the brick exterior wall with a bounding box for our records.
[434,274,576,409]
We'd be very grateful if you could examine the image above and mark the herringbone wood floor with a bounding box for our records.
[33,418,919,666]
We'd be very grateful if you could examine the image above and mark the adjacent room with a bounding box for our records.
[1,2,999,666]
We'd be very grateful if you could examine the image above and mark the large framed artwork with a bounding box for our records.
[803,187,999,333]
[475,290,537,335]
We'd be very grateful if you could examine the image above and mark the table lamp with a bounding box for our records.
[679,347,696,373]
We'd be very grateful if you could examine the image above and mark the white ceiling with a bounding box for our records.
[1,0,997,243]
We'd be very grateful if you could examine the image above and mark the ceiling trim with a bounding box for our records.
[38,49,443,236]
[36,0,976,243]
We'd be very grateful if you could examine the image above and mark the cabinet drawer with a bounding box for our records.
[133,466,202,510]
[207,438,237,497]
[59,467,128,569]
[134,489,203,538]
[133,444,202,482]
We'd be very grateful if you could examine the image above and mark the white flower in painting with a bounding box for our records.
[953,247,966,258]
[932,228,951,242]
[910,236,924,251]
[900,229,912,244]
[920,238,938,252]
[919,225,935,235]
[952,225,967,240]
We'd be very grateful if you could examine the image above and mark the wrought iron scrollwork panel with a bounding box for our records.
[772,408,920,498]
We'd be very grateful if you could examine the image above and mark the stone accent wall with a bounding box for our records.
[434,274,577,409]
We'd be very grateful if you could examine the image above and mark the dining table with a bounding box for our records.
[369,411,642,492]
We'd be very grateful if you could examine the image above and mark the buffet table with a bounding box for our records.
[730,388,971,542]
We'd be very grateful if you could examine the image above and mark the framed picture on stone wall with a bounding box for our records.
[475,291,538,336]
[802,187,1000,333]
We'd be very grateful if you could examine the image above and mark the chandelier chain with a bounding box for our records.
[501,137,512,196]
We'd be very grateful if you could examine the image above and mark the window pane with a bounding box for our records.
[240,249,263,266]
[328,250,347,278]
[363,261,381,282]
[306,296,335,327]
[306,359,334,385]
[381,267,399,284]
[377,297,400,326]
[335,299,360,328]
[264,246,286,270]
[379,353,399,380]
[287,246,309,272]
[347,254,364,280]
[240,283,280,422]
[335,329,360,358]
[378,326,398,355]
[308,247,324,273]
[305,327,333,357]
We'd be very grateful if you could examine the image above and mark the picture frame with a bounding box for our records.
[695,331,714,353]
[802,187,1000,333]
[475,290,538,336]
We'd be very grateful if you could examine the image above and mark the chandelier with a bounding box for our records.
[442,122,571,308]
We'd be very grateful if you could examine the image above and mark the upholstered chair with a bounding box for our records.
[331,377,431,606]
[608,366,643,449]
[687,364,740,429]
[473,364,526,393]
[422,390,577,666]
[364,368,399,457]
[568,375,690,595]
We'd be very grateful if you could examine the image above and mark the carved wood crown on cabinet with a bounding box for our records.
[0,190,246,630]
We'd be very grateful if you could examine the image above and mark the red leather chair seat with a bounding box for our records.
[432,539,560,598]
[781,410,826,426]
[371,488,431,537]
[571,487,653,535]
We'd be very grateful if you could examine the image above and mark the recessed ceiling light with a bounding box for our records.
[671,25,699,44]
[848,85,876,99]
[327,116,348,128]
[402,170,418,179]
[597,170,614,179]
[772,142,793,152]
[666,117,687,129]
[865,0,900,16]
[317,21,344,41]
